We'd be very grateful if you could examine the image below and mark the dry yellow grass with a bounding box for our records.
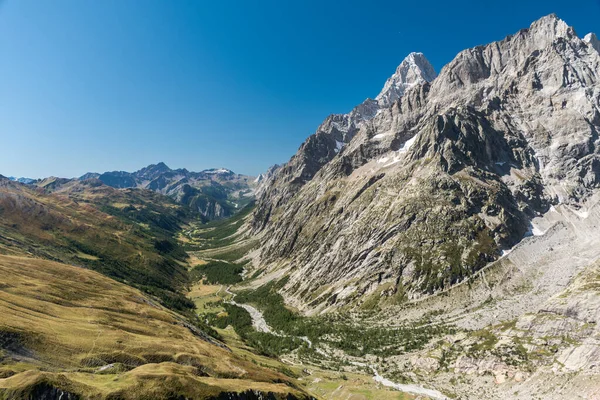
[187,253,209,267]
[110,202,132,209]
[303,371,413,400]
[0,178,190,298]
[188,282,222,298]
[74,251,100,261]
[0,255,309,399]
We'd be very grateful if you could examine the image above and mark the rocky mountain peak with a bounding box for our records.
[251,14,600,316]
[526,13,575,45]
[252,51,437,211]
[135,162,175,182]
[584,32,600,53]
[146,162,172,173]
[376,52,437,107]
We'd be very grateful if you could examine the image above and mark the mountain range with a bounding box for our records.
[2,12,600,400]
[84,162,257,219]
[25,163,255,220]
[240,14,600,398]
[7,177,36,185]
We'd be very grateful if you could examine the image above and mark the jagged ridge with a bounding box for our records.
[251,14,600,313]
[80,162,256,219]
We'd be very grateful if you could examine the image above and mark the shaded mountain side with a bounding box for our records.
[250,14,600,312]
[0,255,311,400]
[0,176,195,313]
[82,162,256,220]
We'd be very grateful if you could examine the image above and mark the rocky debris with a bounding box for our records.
[351,194,600,399]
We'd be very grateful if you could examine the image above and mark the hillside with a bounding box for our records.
[0,255,310,399]
[0,176,195,312]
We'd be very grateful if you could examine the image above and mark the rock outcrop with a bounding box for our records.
[251,14,600,313]
[253,53,437,230]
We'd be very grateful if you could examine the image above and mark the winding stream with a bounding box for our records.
[372,369,447,400]
[224,286,446,399]
[224,286,312,346]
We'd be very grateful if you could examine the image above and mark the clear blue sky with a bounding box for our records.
[1,0,598,178]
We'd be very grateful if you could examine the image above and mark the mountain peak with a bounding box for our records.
[138,162,172,175]
[375,52,437,108]
[527,13,574,41]
[584,32,600,54]
[153,162,170,170]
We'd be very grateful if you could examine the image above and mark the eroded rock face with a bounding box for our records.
[252,53,438,231]
[252,14,600,312]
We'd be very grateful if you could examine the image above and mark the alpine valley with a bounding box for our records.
[2,13,600,400]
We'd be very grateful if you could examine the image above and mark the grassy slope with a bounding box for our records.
[0,178,194,312]
[0,255,309,399]
[0,177,421,398]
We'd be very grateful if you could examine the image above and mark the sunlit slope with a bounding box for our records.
[0,255,310,399]
[0,177,193,311]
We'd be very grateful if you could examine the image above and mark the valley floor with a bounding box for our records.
[3,191,600,399]
[188,281,417,400]
[184,196,600,400]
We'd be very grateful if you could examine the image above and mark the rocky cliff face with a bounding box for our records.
[83,163,256,219]
[252,14,600,313]
[376,52,438,107]
[584,32,600,54]
[253,53,437,230]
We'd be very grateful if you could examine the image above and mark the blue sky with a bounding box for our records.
[1,0,599,178]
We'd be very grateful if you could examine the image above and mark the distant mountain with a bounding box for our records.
[81,162,256,219]
[7,176,37,184]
